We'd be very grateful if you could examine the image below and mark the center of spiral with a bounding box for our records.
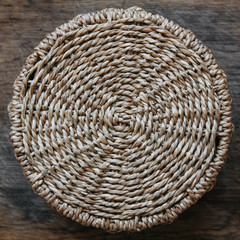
[105,96,145,142]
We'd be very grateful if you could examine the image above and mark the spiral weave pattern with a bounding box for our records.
[8,7,233,233]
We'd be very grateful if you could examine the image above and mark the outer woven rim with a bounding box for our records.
[8,6,233,233]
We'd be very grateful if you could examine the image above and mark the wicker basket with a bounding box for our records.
[8,7,233,233]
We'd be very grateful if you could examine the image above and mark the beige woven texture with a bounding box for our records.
[8,7,233,233]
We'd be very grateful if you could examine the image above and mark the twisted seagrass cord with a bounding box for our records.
[8,7,233,233]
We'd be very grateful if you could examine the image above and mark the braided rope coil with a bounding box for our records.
[8,7,233,233]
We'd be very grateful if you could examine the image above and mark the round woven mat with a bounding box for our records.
[8,7,233,233]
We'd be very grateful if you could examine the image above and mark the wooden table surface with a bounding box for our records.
[0,0,239,239]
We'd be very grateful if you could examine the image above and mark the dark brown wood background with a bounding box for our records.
[0,0,239,239]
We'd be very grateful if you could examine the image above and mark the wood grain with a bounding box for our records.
[0,0,239,239]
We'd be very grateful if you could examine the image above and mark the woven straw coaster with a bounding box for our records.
[8,6,233,233]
